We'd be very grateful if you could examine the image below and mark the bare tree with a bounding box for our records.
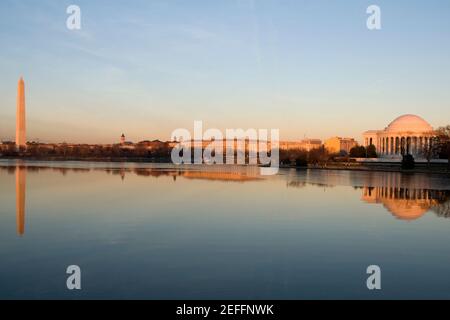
[435,125,450,170]
[421,132,440,167]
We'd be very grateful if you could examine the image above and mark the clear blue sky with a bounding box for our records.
[1,0,449,143]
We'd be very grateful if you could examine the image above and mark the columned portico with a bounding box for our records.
[363,115,435,160]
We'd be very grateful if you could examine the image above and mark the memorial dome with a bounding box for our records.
[385,114,433,133]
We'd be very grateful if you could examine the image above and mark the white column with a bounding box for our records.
[414,137,418,156]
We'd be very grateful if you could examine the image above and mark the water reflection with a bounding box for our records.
[114,167,262,182]
[1,164,261,182]
[15,166,26,236]
[2,164,450,239]
[361,187,450,220]
[285,170,450,220]
[356,171,450,220]
[2,164,261,236]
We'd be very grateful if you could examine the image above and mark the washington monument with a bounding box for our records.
[16,77,26,148]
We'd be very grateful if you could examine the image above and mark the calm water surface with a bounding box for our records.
[1,160,450,299]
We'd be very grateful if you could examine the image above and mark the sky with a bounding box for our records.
[0,0,450,144]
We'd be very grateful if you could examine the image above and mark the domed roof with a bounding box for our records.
[386,114,433,133]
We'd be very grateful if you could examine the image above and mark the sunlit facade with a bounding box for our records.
[324,137,357,154]
[363,114,435,159]
[16,77,26,148]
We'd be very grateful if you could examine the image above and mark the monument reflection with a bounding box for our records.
[15,166,26,236]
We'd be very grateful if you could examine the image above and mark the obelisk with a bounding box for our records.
[16,77,26,148]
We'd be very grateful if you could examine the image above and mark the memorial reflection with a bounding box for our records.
[286,169,450,220]
[357,171,450,220]
[362,186,450,220]
[15,166,26,236]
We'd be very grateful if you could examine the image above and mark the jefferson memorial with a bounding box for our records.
[363,114,435,159]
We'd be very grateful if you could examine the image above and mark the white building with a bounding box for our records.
[363,114,435,159]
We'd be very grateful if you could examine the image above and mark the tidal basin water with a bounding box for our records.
[1,160,450,299]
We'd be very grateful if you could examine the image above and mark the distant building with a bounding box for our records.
[118,133,134,149]
[0,141,16,154]
[363,114,435,159]
[300,139,322,151]
[137,140,167,150]
[279,139,322,151]
[325,137,357,154]
[279,141,302,151]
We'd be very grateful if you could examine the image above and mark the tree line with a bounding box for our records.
[1,126,449,167]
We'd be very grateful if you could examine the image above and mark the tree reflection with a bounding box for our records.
[432,201,450,218]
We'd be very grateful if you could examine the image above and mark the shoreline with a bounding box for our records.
[1,156,449,175]
[297,165,450,175]
[0,156,170,163]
